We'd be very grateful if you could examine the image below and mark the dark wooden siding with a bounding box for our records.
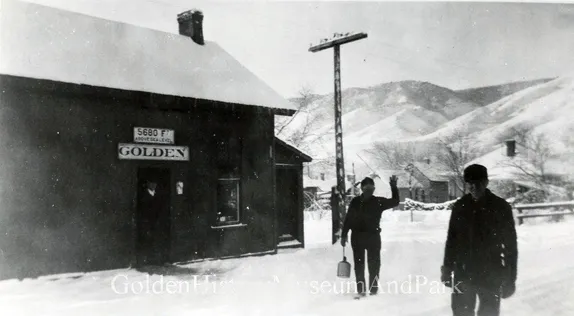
[429,181,450,203]
[0,76,277,280]
[274,140,308,247]
[398,188,410,202]
[275,143,304,165]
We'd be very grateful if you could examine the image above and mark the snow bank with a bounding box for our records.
[402,198,456,212]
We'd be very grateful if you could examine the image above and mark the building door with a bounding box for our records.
[136,167,171,266]
[276,168,299,239]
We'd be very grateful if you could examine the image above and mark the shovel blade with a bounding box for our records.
[337,259,351,278]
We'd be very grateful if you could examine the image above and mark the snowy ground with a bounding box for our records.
[1,211,573,316]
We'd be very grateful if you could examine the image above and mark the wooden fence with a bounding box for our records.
[514,201,574,225]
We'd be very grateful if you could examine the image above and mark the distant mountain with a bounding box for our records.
[276,76,574,181]
[409,76,574,153]
[455,78,554,107]
[278,81,481,154]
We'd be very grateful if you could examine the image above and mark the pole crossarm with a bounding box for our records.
[309,32,368,52]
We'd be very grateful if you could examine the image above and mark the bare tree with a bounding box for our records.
[498,126,554,190]
[496,123,532,146]
[367,141,426,170]
[437,128,479,195]
[275,85,314,135]
[305,155,336,178]
[275,85,332,151]
[285,114,322,149]
[562,132,574,147]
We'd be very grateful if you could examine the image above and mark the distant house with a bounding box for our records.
[404,158,457,203]
[0,0,302,279]
[304,171,359,196]
[467,140,572,197]
[363,170,422,202]
[468,140,570,181]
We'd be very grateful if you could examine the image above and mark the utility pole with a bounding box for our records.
[309,32,368,243]
[351,162,357,196]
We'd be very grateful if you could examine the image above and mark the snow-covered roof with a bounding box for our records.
[275,138,312,162]
[409,162,452,182]
[303,175,364,193]
[0,0,296,113]
[303,176,332,192]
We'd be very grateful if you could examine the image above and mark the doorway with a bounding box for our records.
[276,168,299,241]
[136,167,171,266]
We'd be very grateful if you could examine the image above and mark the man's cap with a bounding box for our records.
[464,164,488,182]
[360,177,375,186]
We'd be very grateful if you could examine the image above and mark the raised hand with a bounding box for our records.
[389,175,398,187]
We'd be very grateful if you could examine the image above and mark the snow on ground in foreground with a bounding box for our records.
[1,214,574,316]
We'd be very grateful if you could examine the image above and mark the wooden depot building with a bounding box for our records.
[0,0,310,280]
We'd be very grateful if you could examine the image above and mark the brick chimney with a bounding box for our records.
[177,10,204,45]
[506,140,516,157]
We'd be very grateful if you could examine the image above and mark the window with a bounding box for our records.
[216,178,240,225]
[214,132,242,226]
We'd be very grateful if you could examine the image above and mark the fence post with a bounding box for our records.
[517,208,523,225]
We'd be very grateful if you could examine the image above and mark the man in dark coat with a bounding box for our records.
[441,164,518,316]
[137,180,166,266]
[341,176,399,297]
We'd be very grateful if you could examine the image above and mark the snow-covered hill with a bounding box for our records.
[277,76,574,180]
[276,81,482,158]
[455,78,553,107]
[410,76,574,153]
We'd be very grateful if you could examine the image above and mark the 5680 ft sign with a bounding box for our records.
[133,127,175,144]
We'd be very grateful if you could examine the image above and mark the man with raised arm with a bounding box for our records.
[341,175,399,298]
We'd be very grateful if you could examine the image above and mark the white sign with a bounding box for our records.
[118,143,189,161]
[134,127,174,144]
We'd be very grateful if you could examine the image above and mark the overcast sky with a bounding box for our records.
[20,0,574,98]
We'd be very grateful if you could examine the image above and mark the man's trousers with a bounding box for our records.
[451,280,501,316]
[351,231,381,295]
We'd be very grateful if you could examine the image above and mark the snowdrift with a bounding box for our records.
[402,198,456,212]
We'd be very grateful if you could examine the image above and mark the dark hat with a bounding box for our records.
[360,177,375,186]
[464,164,488,182]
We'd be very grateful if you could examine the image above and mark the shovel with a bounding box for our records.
[337,246,351,278]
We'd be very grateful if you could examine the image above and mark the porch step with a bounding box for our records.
[279,234,296,243]
[278,234,303,249]
[278,239,303,249]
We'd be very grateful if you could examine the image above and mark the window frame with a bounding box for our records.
[212,127,244,228]
[214,177,241,226]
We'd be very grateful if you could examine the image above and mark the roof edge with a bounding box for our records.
[274,137,313,162]
[0,74,297,115]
